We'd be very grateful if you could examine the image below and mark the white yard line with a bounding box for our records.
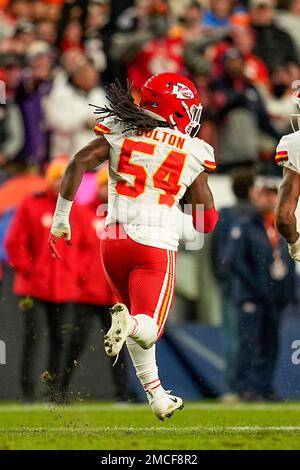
[0,426,300,434]
[1,403,300,412]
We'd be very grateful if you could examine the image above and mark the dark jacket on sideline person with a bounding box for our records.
[212,201,254,295]
[253,23,298,73]
[227,213,295,308]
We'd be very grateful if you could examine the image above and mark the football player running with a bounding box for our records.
[49,73,219,420]
[275,89,300,262]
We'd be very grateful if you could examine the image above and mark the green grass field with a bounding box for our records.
[0,402,300,450]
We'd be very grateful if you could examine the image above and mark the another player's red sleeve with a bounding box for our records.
[5,200,32,275]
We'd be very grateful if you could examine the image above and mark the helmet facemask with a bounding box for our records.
[170,102,203,137]
[290,113,300,132]
[182,102,203,137]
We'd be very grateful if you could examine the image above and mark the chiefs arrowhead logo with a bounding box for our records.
[172,82,194,100]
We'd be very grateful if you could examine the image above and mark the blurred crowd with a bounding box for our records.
[0,0,299,177]
[0,0,300,403]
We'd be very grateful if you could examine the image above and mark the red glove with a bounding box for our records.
[48,234,71,260]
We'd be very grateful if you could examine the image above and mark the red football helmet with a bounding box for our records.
[291,88,300,132]
[140,73,203,137]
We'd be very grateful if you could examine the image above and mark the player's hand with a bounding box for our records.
[51,218,71,241]
[288,235,300,262]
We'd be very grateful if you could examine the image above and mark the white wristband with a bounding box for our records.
[54,194,73,218]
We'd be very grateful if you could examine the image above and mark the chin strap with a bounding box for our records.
[169,114,177,130]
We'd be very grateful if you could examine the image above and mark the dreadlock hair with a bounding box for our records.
[90,79,170,133]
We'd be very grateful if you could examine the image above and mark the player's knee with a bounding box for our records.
[132,314,158,349]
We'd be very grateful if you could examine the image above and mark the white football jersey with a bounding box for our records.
[94,117,216,250]
[275,130,300,174]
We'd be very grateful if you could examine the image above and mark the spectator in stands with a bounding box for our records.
[169,1,204,44]
[45,1,62,24]
[0,5,15,40]
[17,19,36,49]
[84,0,109,73]
[183,3,230,79]
[212,169,255,402]
[36,19,58,47]
[209,24,271,87]
[31,0,49,23]
[44,61,106,159]
[16,41,55,166]
[228,176,295,401]
[55,0,88,52]
[261,65,298,134]
[59,19,84,53]
[210,47,280,171]
[201,0,235,29]
[231,26,270,89]
[250,0,299,73]
[276,0,300,62]
[0,54,24,182]
[111,0,185,95]
[0,19,36,55]
[60,164,130,403]
[11,0,32,17]
[5,157,91,402]
[54,48,89,88]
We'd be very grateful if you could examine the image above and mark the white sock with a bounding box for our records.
[128,314,158,349]
[126,338,164,396]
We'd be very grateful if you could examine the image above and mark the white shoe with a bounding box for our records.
[104,303,131,357]
[147,388,184,421]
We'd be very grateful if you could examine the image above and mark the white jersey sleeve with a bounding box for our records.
[184,137,216,181]
[94,116,126,142]
[275,130,300,174]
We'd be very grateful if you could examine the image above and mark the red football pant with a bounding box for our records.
[100,224,176,338]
